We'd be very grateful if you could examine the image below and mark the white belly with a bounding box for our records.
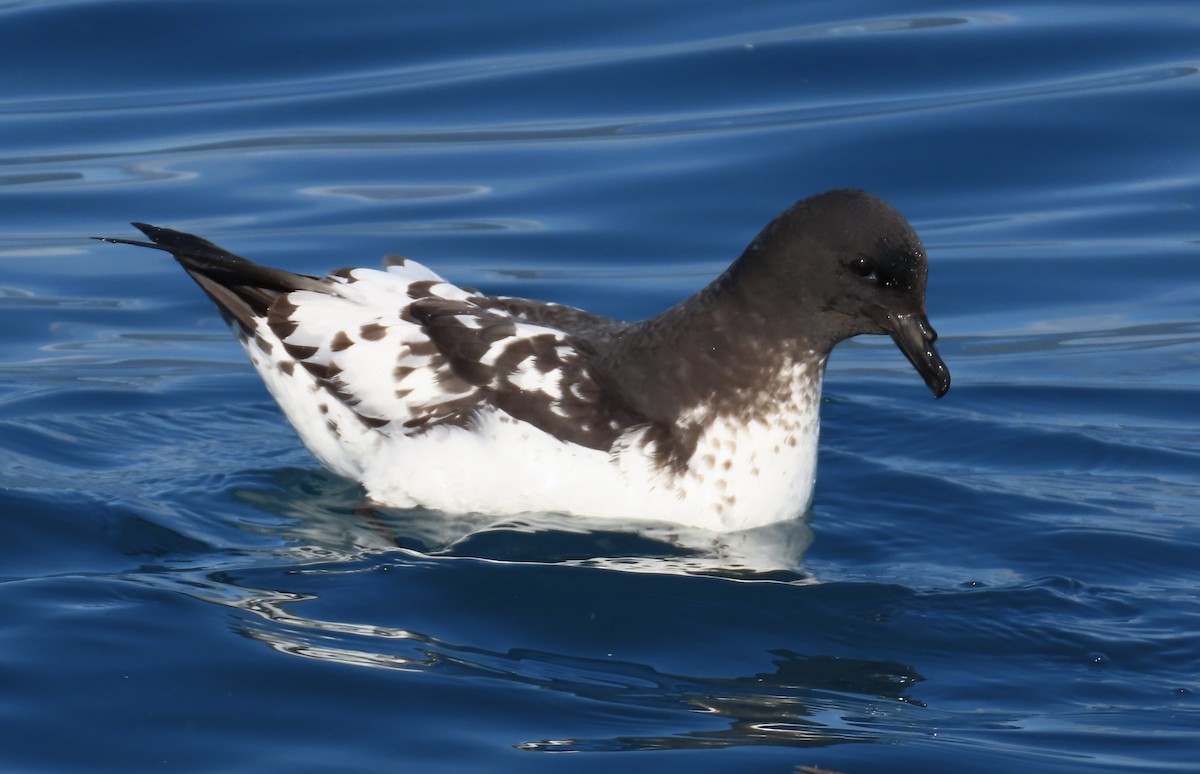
[360,363,823,532]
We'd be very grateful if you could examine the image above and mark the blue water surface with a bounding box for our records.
[2,1,1198,771]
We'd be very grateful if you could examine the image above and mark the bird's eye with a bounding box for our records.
[848,257,878,281]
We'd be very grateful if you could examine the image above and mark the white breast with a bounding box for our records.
[359,358,824,531]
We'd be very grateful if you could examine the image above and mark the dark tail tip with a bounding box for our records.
[92,223,195,253]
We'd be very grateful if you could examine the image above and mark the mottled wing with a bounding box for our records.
[404,294,632,448]
[471,295,627,339]
[266,268,468,433]
[271,265,636,451]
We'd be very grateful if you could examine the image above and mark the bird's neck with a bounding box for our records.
[596,264,829,427]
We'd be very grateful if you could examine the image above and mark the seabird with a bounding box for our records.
[101,189,949,531]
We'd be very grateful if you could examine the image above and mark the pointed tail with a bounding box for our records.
[97,223,328,334]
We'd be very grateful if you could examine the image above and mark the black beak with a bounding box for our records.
[886,313,950,398]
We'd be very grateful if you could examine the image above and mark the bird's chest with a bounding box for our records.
[634,358,826,529]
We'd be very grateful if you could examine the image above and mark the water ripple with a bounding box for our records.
[621,64,1198,137]
[0,14,999,119]
[148,559,934,753]
[2,62,1191,196]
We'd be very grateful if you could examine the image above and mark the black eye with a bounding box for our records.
[848,256,878,281]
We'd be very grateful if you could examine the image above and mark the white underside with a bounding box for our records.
[232,264,825,533]
[359,393,822,532]
[248,344,823,532]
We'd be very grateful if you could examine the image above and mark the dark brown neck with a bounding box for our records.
[592,263,829,426]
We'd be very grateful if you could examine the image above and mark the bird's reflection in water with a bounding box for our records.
[220,578,925,751]
[195,468,928,751]
[233,467,816,579]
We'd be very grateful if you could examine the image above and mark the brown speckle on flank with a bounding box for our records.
[360,322,387,340]
[283,342,319,361]
[253,334,274,355]
[355,412,390,428]
[330,331,353,351]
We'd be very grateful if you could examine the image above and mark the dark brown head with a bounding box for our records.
[732,189,950,397]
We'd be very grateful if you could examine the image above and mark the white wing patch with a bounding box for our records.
[241,257,629,481]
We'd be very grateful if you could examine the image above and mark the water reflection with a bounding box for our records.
[0,15,998,119]
[209,576,926,752]
[232,467,814,578]
[125,468,932,752]
[300,183,489,202]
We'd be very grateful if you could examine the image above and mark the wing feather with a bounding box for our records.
[267,263,639,449]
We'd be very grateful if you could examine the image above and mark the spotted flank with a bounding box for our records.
[102,189,949,531]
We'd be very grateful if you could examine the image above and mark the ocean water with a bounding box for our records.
[2,0,1198,771]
